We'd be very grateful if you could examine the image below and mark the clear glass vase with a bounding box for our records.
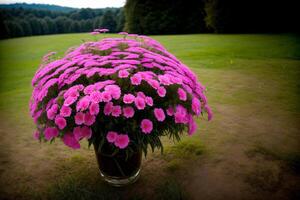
[93,142,142,187]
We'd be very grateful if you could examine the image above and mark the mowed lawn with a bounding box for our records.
[0,33,300,200]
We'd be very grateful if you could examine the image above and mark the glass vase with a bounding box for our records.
[93,142,142,187]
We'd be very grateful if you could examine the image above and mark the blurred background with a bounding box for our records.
[0,1,299,200]
[0,0,299,38]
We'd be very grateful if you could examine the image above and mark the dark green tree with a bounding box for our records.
[124,0,207,34]
[100,10,117,32]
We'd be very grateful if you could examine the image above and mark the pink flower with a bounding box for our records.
[90,31,99,35]
[141,119,153,134]
[157,86,166,97]
[118,70,129,78]
[51,104,59,113]
[107,131,118,143]
[74,126,92,141]
[83,85,95,95]
[90,91,102,103]
[137,91,146,99]
[55,116,67,130]
[101,91,112,102]
[118,31,128,35]
[174,105,188,124]
[192,97,201,116]
[145,96,153,106]
[154,108,165,122]
[134,97,146,110]
[105,85,121,100]
[64,97,77,106]
[64,89,79,99]
[166,107,174,116]
[115,134,130,149]
[148,79,160,89]
[188,116,197,136]
[104,102,113,115]
[75,112,84,125]
[177,88,187,101]
[130,74,142,85]
[123,106,134,118]
[63,133,80,149]
[60,106,72,117]
[89,103,100,115]
[158,75,172,85]
[111,105,122,117]
[123,94,135,104]
[76,96,91,111]
[205,104,213,121]
[47,109,56,120]
[33,131,40,140]
[44,127,59,141]
[84,112,96,126]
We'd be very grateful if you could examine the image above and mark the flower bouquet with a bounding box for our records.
[30,29,212,186]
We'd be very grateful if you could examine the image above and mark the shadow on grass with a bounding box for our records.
[245,144,300,174]
[162,138,205,172]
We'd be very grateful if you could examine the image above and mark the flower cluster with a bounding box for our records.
[30,30,212,153]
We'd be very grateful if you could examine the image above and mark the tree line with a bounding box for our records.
[1,0,298,38]
[0,7,125,38]
[124,0,299,34]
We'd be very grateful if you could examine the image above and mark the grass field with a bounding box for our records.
[0,33,300,200]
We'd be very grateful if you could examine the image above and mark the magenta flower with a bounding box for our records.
[118,69,129,78]
[148,79,160,89]
[90,91,102,103]
[115,134,130,149]
[177,88,187,101]
[205,105,213,121]
[63,133,80,149]
[90,31,99,35]
[145,96,153,106]
[154,108,165,122]
[118,32,128,35]
[44,127,59,141]
[89,103,100,115]
[64,96,77,106]
[157,86,166,97]
[191,97,201,116]
[107,131,118,143]
[123,106,135,118]
[55,116,67,130]
[105,85,121,100]
[75,112,84,125]
[166,107,174,116]
[123,94,135,104]
[188,116,197,136]
[104,102,113,115]
[47,109,56,120]
[60,106,72,117]
[141,119,153,134]
[174,105,188,124]
[130,74,142,85]
[74,126,92,141]
[101,91,112,102]
[137,91,146,99]
[76,96,91,111]
[84,112,95,126]
[99,28,109,33]
[111,105,122,117]
[134,96,146,110]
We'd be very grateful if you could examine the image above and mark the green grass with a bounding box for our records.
[0,33,300,199]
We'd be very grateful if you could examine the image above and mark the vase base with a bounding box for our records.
[99,169,140,187]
